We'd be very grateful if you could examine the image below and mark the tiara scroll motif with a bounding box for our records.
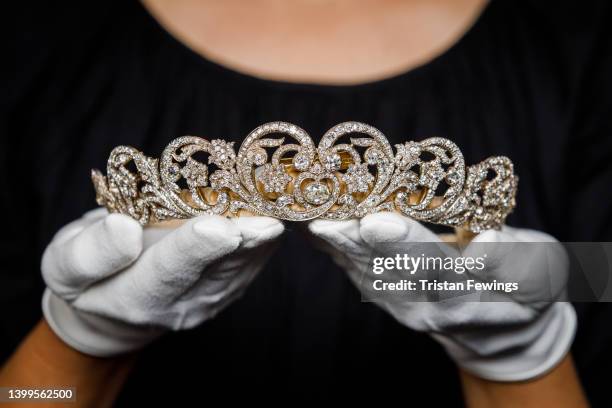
[91,122,517,233]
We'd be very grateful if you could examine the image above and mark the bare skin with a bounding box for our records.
[460,356,589,408]
[1,1,590,406]
[0,320,134,408]
[142,0,488,84]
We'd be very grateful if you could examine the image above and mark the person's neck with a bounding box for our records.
[142,0,488,85]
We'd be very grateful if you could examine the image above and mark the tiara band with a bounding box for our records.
[91,122,517,233]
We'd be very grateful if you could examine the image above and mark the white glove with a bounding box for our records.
[42,208,284,357]
[309,212,576,382]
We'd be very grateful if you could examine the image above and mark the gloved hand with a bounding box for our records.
[42,208,284,357]
[309,212,576,382]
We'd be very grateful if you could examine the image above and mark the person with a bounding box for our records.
[2,0,610,405]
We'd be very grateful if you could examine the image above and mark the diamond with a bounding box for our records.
[342,163,374,193]
[323,153,342,171]
[168,163,179,175]
[208,140,236,169]
[304,182,330,205]
[293,152,310,171]
[276,194,294,207]
[395,142,421,169]
[446,168,462,185]
[256,163,292,193]
[246,147,267,166]
[310,162,323,174]
[115,154,129,164]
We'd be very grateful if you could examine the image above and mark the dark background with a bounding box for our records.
[4,1,612,405]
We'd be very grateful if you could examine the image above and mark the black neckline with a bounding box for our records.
[137,0,494,93]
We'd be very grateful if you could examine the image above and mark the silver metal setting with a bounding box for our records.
[92,122,517,233]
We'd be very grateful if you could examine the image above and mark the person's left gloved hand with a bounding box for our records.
[309,212,576,382]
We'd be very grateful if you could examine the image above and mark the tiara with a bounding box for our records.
[91,122,517,233]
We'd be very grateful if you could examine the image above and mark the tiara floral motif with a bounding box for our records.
[92,122,517,233]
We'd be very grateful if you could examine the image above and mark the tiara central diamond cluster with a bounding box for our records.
[92,122,517,233]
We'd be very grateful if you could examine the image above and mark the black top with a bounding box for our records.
[4,0,612,405]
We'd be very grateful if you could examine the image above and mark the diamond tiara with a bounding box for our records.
[91,122,517,233]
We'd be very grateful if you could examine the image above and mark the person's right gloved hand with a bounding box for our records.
[42,208,284,357]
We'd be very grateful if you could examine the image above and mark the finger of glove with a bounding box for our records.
[308,219,372,276]
[463,228,518,270]
[308,219,366,257]
[49,209,109,247]
[180,241,271,304]
[465,228,568,303]
[232,217,284,249]
[82,207,111,221]
[142,226,176,250]
[126,215,242,300]
[466,228,561,271]
[501,226,559,244]
[42,214,143,299]
[359,212,445,249]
